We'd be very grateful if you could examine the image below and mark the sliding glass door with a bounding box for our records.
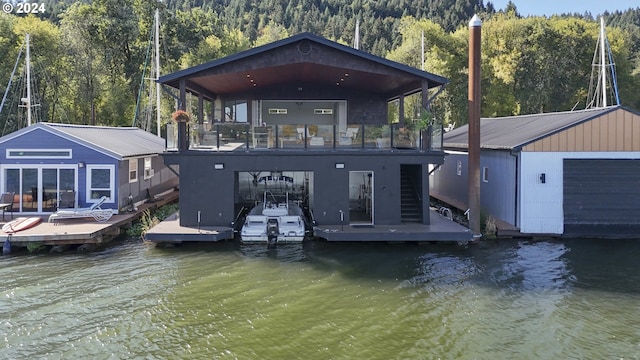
[3,166,77,213]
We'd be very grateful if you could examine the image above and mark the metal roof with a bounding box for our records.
[158,32,448,99]
[443,106,626,151]
[29,123,165,159]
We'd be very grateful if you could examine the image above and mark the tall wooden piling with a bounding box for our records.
[468,15,482,238]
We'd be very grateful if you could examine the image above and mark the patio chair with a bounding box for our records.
[58,191,76,209]
[0,192,15,220]
[48,196,114,223]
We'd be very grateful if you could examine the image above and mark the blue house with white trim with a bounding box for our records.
[0,123,178,215]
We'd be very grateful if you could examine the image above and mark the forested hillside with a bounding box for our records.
[0,0,638,134]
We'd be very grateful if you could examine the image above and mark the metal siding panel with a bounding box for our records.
[519,152,564,234]
[430,152,469,208]
[615,113,624,151]
[575,124,584,151]
[479,151,516,225]
[624,113,633,151]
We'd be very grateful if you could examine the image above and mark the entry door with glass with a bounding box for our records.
[4,167,76,213]
[349,171,373,225]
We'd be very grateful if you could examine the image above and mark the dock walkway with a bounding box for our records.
[1,190,179,249]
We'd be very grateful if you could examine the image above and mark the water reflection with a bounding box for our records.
[2,238,640,359]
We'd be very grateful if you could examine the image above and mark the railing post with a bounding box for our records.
[216,124,220,150]
[245,125,250,150]
[333,124,337,149]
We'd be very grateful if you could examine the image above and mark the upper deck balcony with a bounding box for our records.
[166,123,444,153]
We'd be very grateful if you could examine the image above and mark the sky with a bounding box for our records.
[488,0,639,17]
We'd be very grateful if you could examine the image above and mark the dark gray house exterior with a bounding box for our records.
[155,32,472,242]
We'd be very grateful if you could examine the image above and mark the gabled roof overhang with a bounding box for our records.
[159,32,448,100]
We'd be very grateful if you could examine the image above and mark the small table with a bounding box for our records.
[0,203,13,220]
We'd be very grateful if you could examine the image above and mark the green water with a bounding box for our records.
[1,239,639,359]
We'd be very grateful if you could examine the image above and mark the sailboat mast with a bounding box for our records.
[600,17,607,108]
[25,33,32,126]
[155,9,161,137]
[421,31,425,71]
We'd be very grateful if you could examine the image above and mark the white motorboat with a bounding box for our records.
[240,191,308,244]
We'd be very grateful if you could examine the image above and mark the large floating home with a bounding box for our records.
[431,106,640,238]
[149,32,472,243]
[0,123,178,215]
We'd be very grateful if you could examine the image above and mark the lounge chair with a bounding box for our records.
[48,196,114,223]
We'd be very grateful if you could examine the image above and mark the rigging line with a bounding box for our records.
[2,73,24,136]
[605,37,620,105]
[0,45,25,116]
[133,27,154,127]
[33,58,70,123]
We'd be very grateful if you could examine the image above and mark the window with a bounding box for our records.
[456,161,462,176]
[87,165,114,202]
[129,159,138,183]
[7,149,72,159]
[143,157,154,179]
[483,166,489,182]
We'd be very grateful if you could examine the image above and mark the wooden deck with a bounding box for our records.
[1,190,178,249]
[430,191,522,238]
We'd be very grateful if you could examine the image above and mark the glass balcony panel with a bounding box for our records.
[364,124,390,149]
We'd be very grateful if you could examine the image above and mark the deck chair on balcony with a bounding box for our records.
[48,196,114,223]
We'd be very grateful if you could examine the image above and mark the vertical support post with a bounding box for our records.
[421,80,429,150]
[155,9,161,137]
[25,33,32,126]
[468,15,482,238]
[177,80,188,151]
[399,95,405,126]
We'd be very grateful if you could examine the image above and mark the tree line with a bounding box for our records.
[0,0,638,134]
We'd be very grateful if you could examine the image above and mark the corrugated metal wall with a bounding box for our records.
[523,109,640,152]
[430,150,517,225]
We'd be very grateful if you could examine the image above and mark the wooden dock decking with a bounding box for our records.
[1,190,179,249]
[430,192,522,238]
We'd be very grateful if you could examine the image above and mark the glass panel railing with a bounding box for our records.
[277,124,305,149]
[250,125,274,149]
[430,123,443,151]
[336,125,362,148]
[392,125,420,150]
[188,123,251,150]
[166,122,177,150]
[363,124,390,149]
[174,122,437,152]
[312,125,334,148]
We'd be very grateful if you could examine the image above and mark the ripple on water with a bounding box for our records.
[1,239,640,359]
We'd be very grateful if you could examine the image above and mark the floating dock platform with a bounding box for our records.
[144,208,473,244]
[1,190,179,251]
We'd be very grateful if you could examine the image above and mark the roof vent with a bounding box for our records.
[298,41,312,55]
